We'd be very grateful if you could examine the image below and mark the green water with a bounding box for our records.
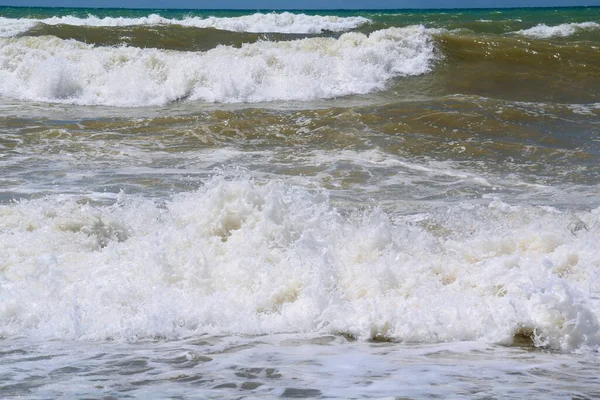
[2,6,598,27]
[1,6,600,399]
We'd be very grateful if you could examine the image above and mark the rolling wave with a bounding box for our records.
[0,26,435,106]
[0,12,370,37]
[514,21,600,38]
[1,175,598,350]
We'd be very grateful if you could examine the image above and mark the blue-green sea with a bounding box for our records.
[0,6,599,399]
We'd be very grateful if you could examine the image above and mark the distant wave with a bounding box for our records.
[0,12,370,37]
[0,26,435,107]
[514,22,600,38]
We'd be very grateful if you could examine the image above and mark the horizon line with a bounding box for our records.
[0,4,598,11]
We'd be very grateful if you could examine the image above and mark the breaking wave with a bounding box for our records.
[0,12,370,37]
[1,175,599,351]
[0,26,435,106]
[514,22,600,38]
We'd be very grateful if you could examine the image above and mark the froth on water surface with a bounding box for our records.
[1,96,599,205]
[0,26,435,106]
[2,175,600,350]
[1,5,600,399]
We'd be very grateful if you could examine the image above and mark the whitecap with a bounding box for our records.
[0,12,370,35]
[0,26,436,106]
[515,22,600,38]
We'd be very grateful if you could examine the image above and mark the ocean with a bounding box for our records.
[0,5,599,398]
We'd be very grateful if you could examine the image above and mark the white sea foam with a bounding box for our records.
[0,26,435,106]
[515,22,600,38]
[0,175,599,351]
[0,13,369,36]
[0,17,38,37]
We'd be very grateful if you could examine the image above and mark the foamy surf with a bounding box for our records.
[1,6,600,399]
[0,13,369,36]
[514,21,600,38]
[0,17,38,38]
[1,175,599,351]
[0,26,435,106]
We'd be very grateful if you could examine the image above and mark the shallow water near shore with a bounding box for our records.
[2,335,600,399]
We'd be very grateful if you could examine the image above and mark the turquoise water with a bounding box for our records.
[0,6,599,398]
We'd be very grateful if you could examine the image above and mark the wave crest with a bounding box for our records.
[0,12,369,37]
[515,22,600,38]
[0,26,435,106]
[1,175,599,351]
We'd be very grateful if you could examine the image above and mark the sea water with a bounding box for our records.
[0,6,599,398]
